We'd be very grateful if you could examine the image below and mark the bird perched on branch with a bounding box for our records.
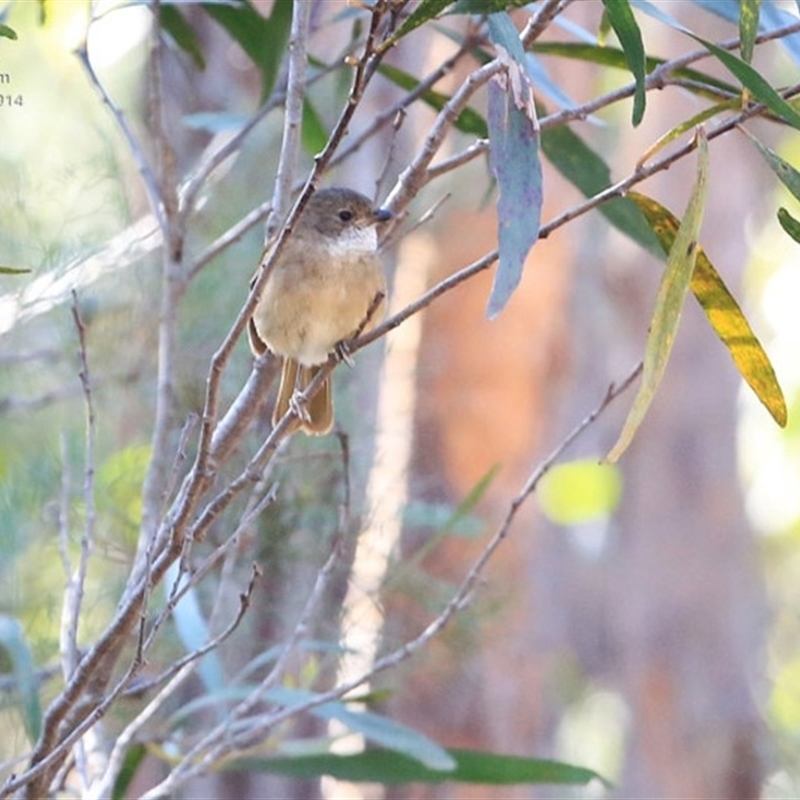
[248,187,392,435]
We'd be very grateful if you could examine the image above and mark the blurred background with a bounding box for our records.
[1,1,800,797]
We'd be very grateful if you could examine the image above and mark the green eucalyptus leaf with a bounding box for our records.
[739,0,761,64]
[778,206,800,245]
[377,63,487,137]
[600,0,647,125]
[689,33,800,130]
[232,747,608,787]
[540,122,662,256]
[160,5,205,69]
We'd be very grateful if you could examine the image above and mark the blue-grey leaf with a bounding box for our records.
[524,52,582,112]
[485,14,543,319]
[487,11,528,64]
[167,563,225,694]
[266,687,456,771]
[601,0,647,125]
[690,0,800,68]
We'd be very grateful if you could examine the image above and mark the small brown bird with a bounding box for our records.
[248,187,392,435]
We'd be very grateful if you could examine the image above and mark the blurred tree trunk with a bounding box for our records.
[387,18,767,800]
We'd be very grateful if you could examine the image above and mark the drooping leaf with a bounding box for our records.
[600,0,647,125]
[539,460,623,525]
[377,63,487,137]
[0,22,17,40]
[539,122,662,256]
[265,687,455,771]
[743,130,800,202]
[160,5,206,70]
[688,33,800,130]
[203,0,292,100]
[525,51,582,112]
[684,0,800,70]
[778,206,800,244]
[739,0,761,64]
[0,616,41,744]
[636,100,738,166]
[233,747,607,787]
[532,42,738,100]
[485,13,543,318]
[630,191,787,427]
[607,130,709,462]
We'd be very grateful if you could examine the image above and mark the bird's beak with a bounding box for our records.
[373,207,393,223]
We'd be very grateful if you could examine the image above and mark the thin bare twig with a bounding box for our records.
[266,0,312,240]
[137,361,640,798]
[137,532,350,798]
[87,565,261,800]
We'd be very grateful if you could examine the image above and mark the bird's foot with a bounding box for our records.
[334,340,355,367]
[289,392,312,424]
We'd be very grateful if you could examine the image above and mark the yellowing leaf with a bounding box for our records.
[607,130,709,462]
[629,192,787,429]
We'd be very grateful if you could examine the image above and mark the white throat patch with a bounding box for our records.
[327,224,378,258]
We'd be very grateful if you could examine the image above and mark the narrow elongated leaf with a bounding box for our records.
[601,0,647,125]
[233,748,607,787]
[744,130,800,201]
[112,743,148,800]
[486,13,543,318]
[266,687,455,771]
[160,5,205,69]
[203,0,292,99]
[0,266,31,275]
[739,0,761,64]
[630,191,787,427]
[166,563,225,695]
[539,123,662,256]
[778,206,800,244]
[607,131,709,462]
[487,10,527,63]
[686,0,800,69]
[0,22,17,39]
[532,42,738,99]
[637,100,738,166]
[689,33,800,130]
[377,64,487,137]
[0,616,41,743]
[525,52,581,112]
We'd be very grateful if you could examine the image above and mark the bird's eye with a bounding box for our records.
[338,209,353,222]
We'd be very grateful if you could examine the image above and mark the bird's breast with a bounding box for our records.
[252,247,386,365]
